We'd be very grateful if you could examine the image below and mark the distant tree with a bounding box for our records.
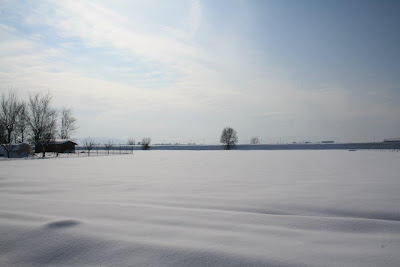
[250,136,260,145]
[220,127,238,150]
[104,139,114,154]
[141,137,151,150]
[83,137,96,156]
[60,107,77,140]
[127,138,136,145]
[27,92,58,157]
[0,91,22,144]
[15,102,29,143]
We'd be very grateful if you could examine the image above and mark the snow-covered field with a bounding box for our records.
[1,151,399,266]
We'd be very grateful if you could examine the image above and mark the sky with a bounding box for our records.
[0,0,399,144]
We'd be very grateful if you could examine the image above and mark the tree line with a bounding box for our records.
[81,137,152,156]
[125,128,257,151]
[220,127,261,149]
[1,90,259,157]
[0,91,77,158]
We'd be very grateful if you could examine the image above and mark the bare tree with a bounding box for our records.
[60,107,77,140]
[104,139,114,154]
[250,136,260,145]
[220,127,238,150]
[27,92,58,157]
[127,138,136,145]
[0,91,22,144]
[16,102,29,143]
[141,137,151,150]
[0,91,22,158]
[83,137,96,156]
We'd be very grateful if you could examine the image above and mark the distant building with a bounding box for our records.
[12,143,33,157]
[35,139,77,153]
[0,143,33,158]
[383,138,400,143]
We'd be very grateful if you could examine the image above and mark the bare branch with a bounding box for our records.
[27,91,58,157]
[60,107,77,139]
[104,139,114,154]
[141,137,151,150]
[127,138,136,145]
[16,102,29,143]
[220,127,238,150]
[250,136,260,145]
[0,91,22,144]
[83,137,96,156]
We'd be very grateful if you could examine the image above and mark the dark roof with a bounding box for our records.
[54,139,78,145]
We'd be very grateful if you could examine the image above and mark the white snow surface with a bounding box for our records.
[1,151,399,266]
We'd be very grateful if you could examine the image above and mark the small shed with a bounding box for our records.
[0,145,7,157]
[35,139,77,153]
[12,143,33,157]
[51,139,78,153]
[1,143,33,158]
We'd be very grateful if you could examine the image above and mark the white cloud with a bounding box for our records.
[0,23,16,32]
[39,1,209,73]
[1,0,399,142]
[165,0,202,39]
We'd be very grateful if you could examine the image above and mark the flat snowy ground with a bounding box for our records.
[1,151,399,266]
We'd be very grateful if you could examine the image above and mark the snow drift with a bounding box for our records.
[1,151,399,266]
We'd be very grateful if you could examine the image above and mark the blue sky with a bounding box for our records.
[0,0,399,144]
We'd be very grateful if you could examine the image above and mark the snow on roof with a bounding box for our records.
[54,139,77,145]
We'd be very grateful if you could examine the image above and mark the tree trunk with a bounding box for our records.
[6,146,10,158]
[7,129,12,144]
[1,144,11,158]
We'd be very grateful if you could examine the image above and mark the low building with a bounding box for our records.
[383,138,400,143]
[35,139,77,153]
[0,143,33,158]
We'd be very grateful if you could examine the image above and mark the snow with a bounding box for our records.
[1,150,399,266]
[53,139,77,145]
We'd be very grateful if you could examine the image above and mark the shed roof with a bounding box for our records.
[54,139,78,145]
